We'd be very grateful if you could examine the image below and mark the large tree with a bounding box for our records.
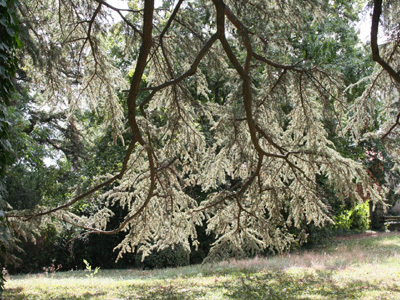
[6,0,387,260]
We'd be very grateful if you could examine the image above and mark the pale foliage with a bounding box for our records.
[15,0,385,260]
[18,0,128,143]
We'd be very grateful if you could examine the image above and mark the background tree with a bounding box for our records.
[1,0,25,291]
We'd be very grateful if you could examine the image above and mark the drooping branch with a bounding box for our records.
[7,0,385,260]
[371,0,400,140]
[87,3,102,68]
[224,5,304,72]
[14,140,136,221]
[381,111,400,140]
[139,33,218,117]
[85,0,157,235]
[371,0,400,84]
[126,0,154,141]
[8,1,157,223]
[156,0,184,78]
[213,0,294,160]
[94,0,142,36]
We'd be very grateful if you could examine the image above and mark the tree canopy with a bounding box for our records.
[3,0,400,261]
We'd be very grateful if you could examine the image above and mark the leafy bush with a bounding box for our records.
[334,210,352,230]
[304,201,370,248]
[334,201,370,231]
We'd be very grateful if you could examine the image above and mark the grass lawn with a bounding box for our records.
[3,232,400,299]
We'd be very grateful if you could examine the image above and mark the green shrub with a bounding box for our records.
[334,201,370,231]
[83,259,100,278]
[350,201,370,230]
[333,209,352,230]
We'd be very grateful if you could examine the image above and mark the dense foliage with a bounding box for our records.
[3,0,400,272]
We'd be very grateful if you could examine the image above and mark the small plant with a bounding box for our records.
[83,259,100,278]
[42,264,62,277]
[2,268,9,281]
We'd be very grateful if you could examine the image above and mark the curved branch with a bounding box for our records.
[371,0,400,139]
[159,0,184,39]
[65,157,178,235]
[9,0,154,221]
[213,0,290,160]
[224,4,304,72]
[87,0,157,235]
[253,53,304,72]
[371,0,400,84]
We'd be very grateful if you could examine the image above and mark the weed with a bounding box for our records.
[42,264,62,277]
[83,259,100,278]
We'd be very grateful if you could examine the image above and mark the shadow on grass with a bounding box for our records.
[333,233,400,249]
[222,270,398,300]
[3,291,106,300]
[4,270,400,300]
[124,283,209,300]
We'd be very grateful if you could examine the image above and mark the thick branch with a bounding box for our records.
[371,0,400,84]
[127,1,154,142]
[89,0,156,235]
[213,0,288,159]
[371,0,400,139]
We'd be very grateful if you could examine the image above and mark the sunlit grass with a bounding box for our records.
[4,233,400,299]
